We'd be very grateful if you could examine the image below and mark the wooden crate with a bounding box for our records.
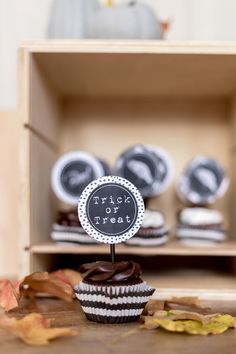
[19,40,236,299]
[0,111,19,278]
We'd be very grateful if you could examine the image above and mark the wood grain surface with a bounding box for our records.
[1,298,236,354]
[0,111,19,278]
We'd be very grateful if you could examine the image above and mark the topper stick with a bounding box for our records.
[110,244,116,263]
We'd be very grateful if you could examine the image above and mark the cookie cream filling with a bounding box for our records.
[141,209,165,228]
[179,208,223,226]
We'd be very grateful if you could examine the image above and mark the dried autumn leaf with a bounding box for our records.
[52,269,81,287]
[141,310,209,329]
[142,300,166,316]
[167,297,202,309]
[153,310,220,324]
[0,280,5,292]
[155,314,235,335]
[141,316,160,329]
[21,272,75,302]
[0,313,77,346]
[62,269,81,286]
[0,280,21,312]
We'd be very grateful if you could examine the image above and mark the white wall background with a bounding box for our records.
[1,0,236,109]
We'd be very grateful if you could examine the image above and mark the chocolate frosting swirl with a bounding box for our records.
[79,261,142,283]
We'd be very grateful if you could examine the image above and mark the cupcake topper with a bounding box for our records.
[177,156,229,205]
[51,151,107,205]
[78,176,145,262]
[115,145,174,198]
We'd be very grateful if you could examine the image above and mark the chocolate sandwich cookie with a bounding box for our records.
[125,209,169,246]
[115,145,174,198]
[51,210,100,244]
[175,207,227,246]
[177,156,229,205]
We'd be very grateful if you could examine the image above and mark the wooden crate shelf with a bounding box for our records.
[19,40,236,298]
[30,240,236,257]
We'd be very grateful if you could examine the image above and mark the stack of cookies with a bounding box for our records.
[125,209,169,246]
[51,210,99,245]
[51,151,110,245]
[175,207,227,246]
[176,156,229,246]
[115,144,174,247]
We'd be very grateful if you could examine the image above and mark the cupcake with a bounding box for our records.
[125,209,169,246]
[175,207,227,246]
[51,210,99,244]
[74,260,155,324]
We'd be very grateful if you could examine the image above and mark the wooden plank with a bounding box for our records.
[30,240,236,257]
[2,298,236,354]
[19,48,61,276]
[18,40,236,100]
[33,51,236,99]
[28,54,61,145]
[0,111,19,278]
[154,289,236,301]
[20,40,236,54]
[18,48,31,277]
[28,132,58,246]
[229,98,236,237]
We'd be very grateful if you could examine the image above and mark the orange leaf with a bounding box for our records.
[0,313,77,346]
[0,280,21,312]
[51,269,81,287]
[21,272,75,302]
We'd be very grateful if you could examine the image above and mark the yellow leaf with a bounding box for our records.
[0,313,77,346]
[155,315,235,335]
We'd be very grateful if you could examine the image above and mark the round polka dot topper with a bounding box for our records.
[78,176,145,251]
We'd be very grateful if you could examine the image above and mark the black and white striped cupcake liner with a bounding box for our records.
[74,282,155,324]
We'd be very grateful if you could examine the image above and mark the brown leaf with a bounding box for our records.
[20,272,75,302]
[0,313,77,346]
[167,297,203,309]
[0,280,21,312]
[51,269,81,287]
[142,300,166,316]
[154,310,220,324]
[141,316,160,329]
[0,270,80,312]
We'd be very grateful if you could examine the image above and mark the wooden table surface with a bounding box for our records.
[1,298,236,354]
